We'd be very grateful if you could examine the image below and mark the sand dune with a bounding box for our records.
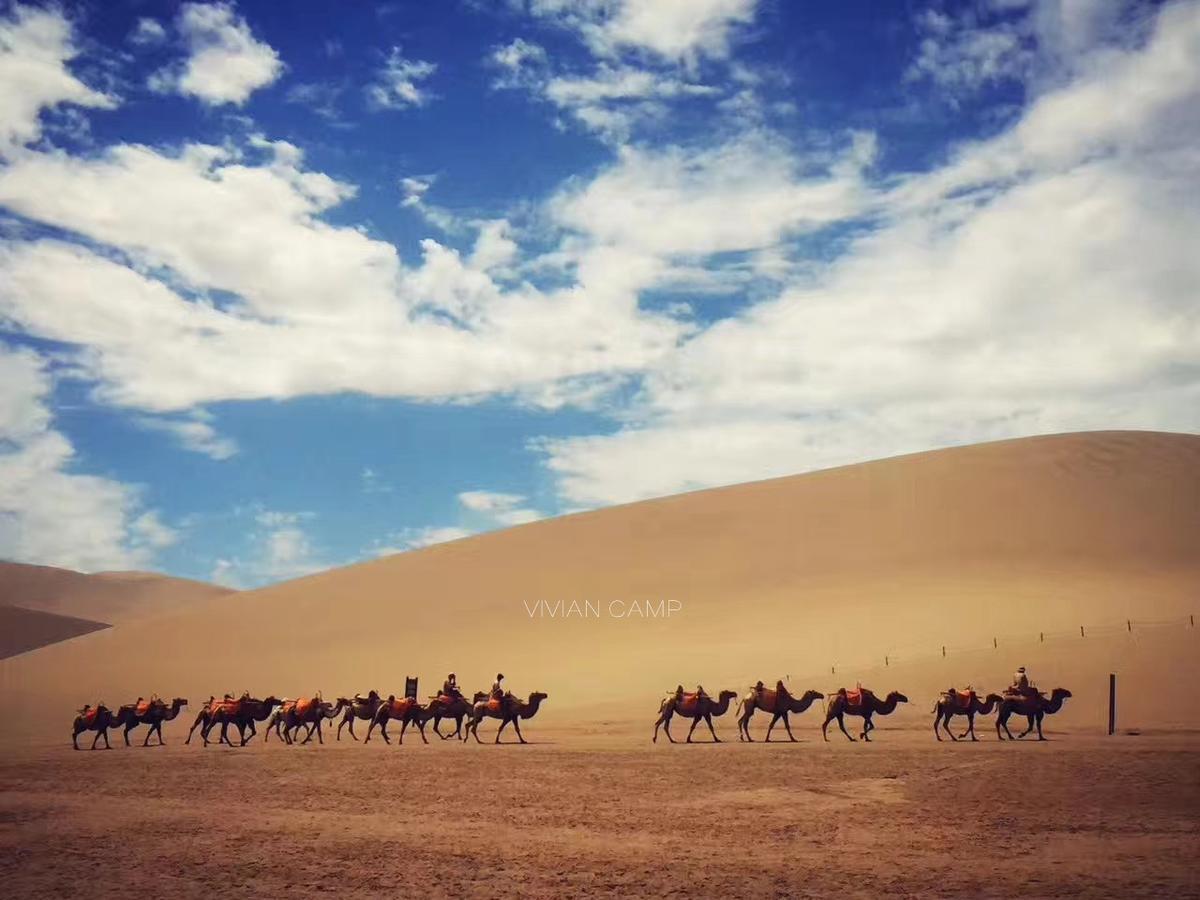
[2,430,1197,745]
[0,562,233,625]
[0,606,109,660]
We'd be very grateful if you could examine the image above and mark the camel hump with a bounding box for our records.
[136,700,153,716]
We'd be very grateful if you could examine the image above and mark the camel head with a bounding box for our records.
[529,692,549,703]
[802,689,825,702]
[1050,687,1072,700]
[983,693,1004,703]
[718,690,739,702]
[888,692,909,704]
[263,695,282,709]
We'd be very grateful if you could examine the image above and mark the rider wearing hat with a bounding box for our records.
[442,673,462,700]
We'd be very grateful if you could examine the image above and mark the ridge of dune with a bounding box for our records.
[0,562,234,625]
[0,605,111,660]
[2,430,1197,745]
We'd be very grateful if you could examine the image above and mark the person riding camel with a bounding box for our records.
[442,673,462,700]
[490,673,506,710]
[1011,667,1033,697]
[754,680,765,698]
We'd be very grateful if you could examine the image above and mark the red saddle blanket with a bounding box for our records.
[434,694,459,706]
[293,697,317,717]
[486,698,505,713]
[675,693,708,714]
[947,690,975,710]
[136,700,154,716]
[210,699,242,716]
[842,688,866,707]
[388,698,417,717]
[81,708,101,725]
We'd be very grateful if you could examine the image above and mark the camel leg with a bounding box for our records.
[72,728,80,751]
[512,717,527,745]
[495,717,510,744]
[706,713,721,743]
[653,709,672,744]
[186,715,204,744]
[685,716,701,743]
[471,715,484,744]
[945,713,958,742]
[782,711,796,742]
[433,714,447,740]
[934,707,943,741]
[737,708,752,742]
[399,719,410,745]
[241,720,256,746]
[967,713,977,742]
[124,722,133,747]
[416,719,429,744]
[765,713,777,742]
[1035,713,1046,741]
[1018,715,1036,739]
[836,713,855,742]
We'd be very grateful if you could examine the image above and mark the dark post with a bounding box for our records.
[1080,625,1085,638]
[1108,673,1116,736]
[993,637,997,649]
[941,645,946,657]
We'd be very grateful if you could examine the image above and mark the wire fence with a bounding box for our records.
[791,613,1196,685]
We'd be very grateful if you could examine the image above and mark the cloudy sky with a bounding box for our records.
[0,0,1196,586]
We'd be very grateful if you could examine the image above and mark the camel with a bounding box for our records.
[425,691,487,740]
[267,698,347,745]
[652,689,738,744]
[366,696,432,745]
[932,690,1002,741]
[71,704,127,750]
[464,692,548,744]
[118,697,188,746]
[202,695,282,747]
[335,691,384,741]
[822,688,908,741]
[736,685,824,742]
[995,688,1072,741]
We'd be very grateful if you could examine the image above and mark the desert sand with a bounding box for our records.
[1,431,1198,897]
[0,562,233,625]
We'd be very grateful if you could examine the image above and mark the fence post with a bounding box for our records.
[993,637,997,649]
[1127,619,1131,632]
[1080,625,1085,638]
[1039,632,1044,643]
[941,645,946,657]
[1108,673,1116,736]
[884,655,888,667]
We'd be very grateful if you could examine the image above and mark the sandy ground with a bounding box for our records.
[2,720,1197,899]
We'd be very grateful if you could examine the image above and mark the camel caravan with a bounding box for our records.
[72,673,549,750]
[651,667,1071,744]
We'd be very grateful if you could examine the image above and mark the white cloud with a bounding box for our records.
[0,6,114,157]
[129,18,168,48]
[150,2,282,106]
[209,508,326,586]
[136,413,238,460]
[490,37,548,89]
[366,47,436,110]
[0,131,684,413]
[375,525,474,555]
[549,130,874,258]
[457,489,543,525]
[521,0,758,64]
[536,1,1200,507]
[0,345,176,571]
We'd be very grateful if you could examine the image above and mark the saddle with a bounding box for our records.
[383,698,415,717]
[842,688,866,707]
[212,699,241,716]
[947,689,975,710]
[1004,687,1044,702]
[293,697,317,717]
[136,700,155,716]
[675,692,707,714]
[756,689,779,711]
[435,693,460,706]
[81,707,101,725]
[486,698,504,713]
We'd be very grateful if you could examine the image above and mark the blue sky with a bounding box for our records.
[0,0,1197,586]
